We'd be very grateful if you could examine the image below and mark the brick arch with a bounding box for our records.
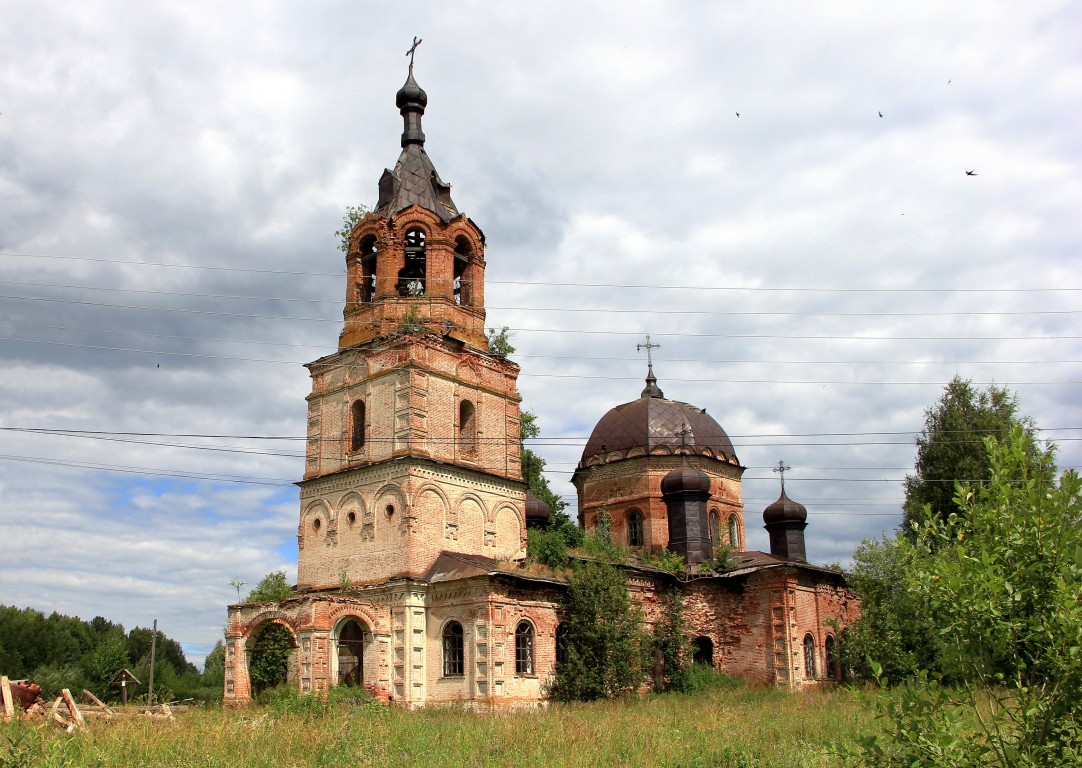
[373,483,406,515]
[338,492,367,532]
[242,611,299,640]
[345,359,369,386]
[324,604,382,634]
[300,500,332,548]
[492,502,524,554]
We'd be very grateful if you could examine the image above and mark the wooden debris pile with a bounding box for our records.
[2,675,184,732]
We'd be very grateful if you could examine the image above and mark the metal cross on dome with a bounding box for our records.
[637,334,660,365]
[773,461,791,493]
[406,37,423,73]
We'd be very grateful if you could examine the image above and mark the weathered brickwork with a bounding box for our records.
[576,453,746,552]
[223,70,861,709]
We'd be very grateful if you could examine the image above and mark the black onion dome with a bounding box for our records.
[524,492,551,524]
[661,464,712,496]
[580,397,737,463]
[396,70,428,109]
[763,491,808,525]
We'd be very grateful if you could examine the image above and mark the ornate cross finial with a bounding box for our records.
[406,36,423,73]
[773,461,791,493]
[636,334,660,366]
[675,422,692,448]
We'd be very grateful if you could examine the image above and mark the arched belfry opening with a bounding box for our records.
[358,234,377,303]
[398,227,427,296]
[454,235,471,306]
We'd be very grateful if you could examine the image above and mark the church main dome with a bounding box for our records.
[579,367,738,466]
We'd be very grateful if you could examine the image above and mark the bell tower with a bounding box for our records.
[296,58,525,589]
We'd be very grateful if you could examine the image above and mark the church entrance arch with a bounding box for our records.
[692,635,714,666]
[246,621,297,696]
[332,617,371,687]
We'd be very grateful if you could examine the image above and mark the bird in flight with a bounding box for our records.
[735,112,740,117]
[878,111,883,118]
[966,170,978,176]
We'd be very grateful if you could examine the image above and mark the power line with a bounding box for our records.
[4,250,1081,294]
[7,279,1080,318]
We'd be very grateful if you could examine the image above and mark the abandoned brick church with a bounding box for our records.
[222,62,859,708]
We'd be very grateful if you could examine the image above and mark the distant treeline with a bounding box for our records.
[0,604,224,703]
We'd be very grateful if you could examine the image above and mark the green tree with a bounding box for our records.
[248,624,295,695]
[852,427,1082,767]
[334,205,369,253]
[244,571,294,603]
[837,533,941,683]
[521,408,583,548]
[655,588,694,692]
[486,325,516,359]
[902,376,1048,536]
[548,561,646,701]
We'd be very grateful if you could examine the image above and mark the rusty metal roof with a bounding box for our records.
[581,394,737,463]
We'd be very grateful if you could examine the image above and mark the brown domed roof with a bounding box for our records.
[580,393,737,464]
[524,492,551,524]
[763,491,808,525]
[661,464,712,496]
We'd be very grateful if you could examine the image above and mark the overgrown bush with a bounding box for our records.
[527,528,569,570]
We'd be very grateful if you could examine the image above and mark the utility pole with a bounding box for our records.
[148,618,158,706]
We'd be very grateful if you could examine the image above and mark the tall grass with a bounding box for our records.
[1,684,874,768]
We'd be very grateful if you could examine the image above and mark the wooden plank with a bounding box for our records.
[82,689,115,717]
[1,676,14,720]
[61,688,86,731]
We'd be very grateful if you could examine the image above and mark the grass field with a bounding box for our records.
[1,684,876,768]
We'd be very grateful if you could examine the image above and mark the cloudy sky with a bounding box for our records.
[2,1,1079,667]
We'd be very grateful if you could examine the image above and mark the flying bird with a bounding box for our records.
[966,170,978,176]
[878,111,883,118]
[735,112,740,117]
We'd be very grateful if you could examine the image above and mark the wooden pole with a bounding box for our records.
[61,689,86,732]
[148,618,158,706]
[1,676,14,720]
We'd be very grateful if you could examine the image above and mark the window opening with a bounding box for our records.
[627,509,644,547]
[337,620,365,686]
[692,636,714,666]
[709,510,721,543]
[459,400,477,454]
[515,621,534,675]
[350,399,366,451]
[453,236,471,305]
[803,633,817,678]
[825,635,838,680]
[397,228,426,296]
[359,235,377,302]
[728,515,739,548]
[442,621,464,676]
[555,623,568,666]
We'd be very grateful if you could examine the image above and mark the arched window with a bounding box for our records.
[442,621,464,677]
[459,400,476,454]
[515,621,534,675]
[454,236,471,305]
[397,227,426,296]
[350,399,366,452]
[358,234,377,302]
[693,636,714,666]
[728,515,739,548]
[555,623,568,666]
[803,633,817,678]
[626,509,644,547]
[709,510,721,543]
[825,635,838,680]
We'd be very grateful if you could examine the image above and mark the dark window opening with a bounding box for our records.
[350,399,366,452]
[459,400,477,454]
[803,633,817,678]
[728,515,739,548]
[397,228,426,296]
[454,236,471,306]
[693,636,714,666]
[627,509,644,547]
[515,621,534,675]
[825,635,838,680]
[709,510,721,543]
[359,235,377,302]
[555,623,568,666]
[337,620,366,686]
[443,621,464,676]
